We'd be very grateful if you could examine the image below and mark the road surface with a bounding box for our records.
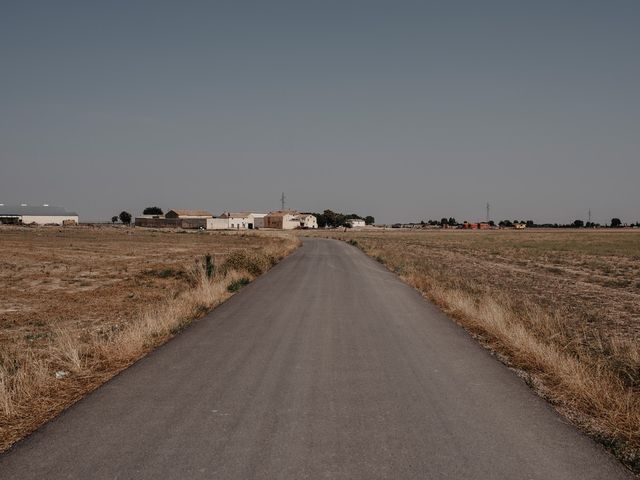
[0,238,632,479]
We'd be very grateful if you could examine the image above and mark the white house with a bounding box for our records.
[298,214,318,229]
[219,212,253,230]
[0,204,78,226]
[346,218,366,228]
[205,212,268,230]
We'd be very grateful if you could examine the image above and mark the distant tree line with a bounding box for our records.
[312,210,375,228]
[406,217,637,229]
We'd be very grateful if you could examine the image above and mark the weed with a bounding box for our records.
[227,277,250,292]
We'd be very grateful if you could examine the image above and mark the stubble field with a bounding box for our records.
[0,226,298,451]
[311,228,640,472]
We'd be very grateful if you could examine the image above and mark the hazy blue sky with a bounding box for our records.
[1,1,639,223]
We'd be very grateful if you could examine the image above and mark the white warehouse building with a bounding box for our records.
[0,204,79,226]
[207,212,269,230]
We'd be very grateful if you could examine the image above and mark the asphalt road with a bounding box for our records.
[0,238,632,479]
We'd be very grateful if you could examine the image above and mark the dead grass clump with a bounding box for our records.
[220,250,276,276]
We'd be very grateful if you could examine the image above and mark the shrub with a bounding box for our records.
[221,251,270,277]
[227,277,250,292]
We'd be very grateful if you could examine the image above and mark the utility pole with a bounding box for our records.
[486,202,490,223]
[281,192,287,211]
[588,209,592,224]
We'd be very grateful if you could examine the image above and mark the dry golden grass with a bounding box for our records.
[0,226,299,450]
[311,228,640,472]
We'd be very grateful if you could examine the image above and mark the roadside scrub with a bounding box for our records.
[338,233,640,473]
[0,237,299,451]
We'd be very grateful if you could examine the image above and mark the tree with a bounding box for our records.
[611,218,622,228]
[119,211,132,225]
[143,206,163,215]
[111,216,118,224]
[448,217,457,226]
[440,218,448,226]
[365,216,375,225]
[572,219,584,228]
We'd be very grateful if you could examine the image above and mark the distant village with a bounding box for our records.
[135,209,319,230]
[0,203,373,230]
[1,203,637,230]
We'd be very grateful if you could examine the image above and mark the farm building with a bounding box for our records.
[206,218,231,230]
[165,209,213,219]
[250,213,267,229]
[263,211,301,230]
[298,214,318,229]
[263,211,318,230]
[135,209,213,229]
[219,212,252,230]
[346,218,366,228]
[206,213,268,230]
[462,222,491,230]
[0,204,78,226]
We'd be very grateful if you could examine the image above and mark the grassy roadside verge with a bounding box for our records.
[0,233,299,451]
[328,231,640,474]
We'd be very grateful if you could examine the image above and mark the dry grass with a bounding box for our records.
[311,229,640,472]
[0,226,299,450]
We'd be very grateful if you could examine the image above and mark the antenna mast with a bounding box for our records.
[281,192,287,211]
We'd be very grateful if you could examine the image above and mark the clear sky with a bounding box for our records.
[1,1,639,224]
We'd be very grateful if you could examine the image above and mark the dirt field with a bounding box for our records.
[0,225,299,450]
[309,228,640,472]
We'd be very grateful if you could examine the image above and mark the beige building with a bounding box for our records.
[263,211,301,230]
